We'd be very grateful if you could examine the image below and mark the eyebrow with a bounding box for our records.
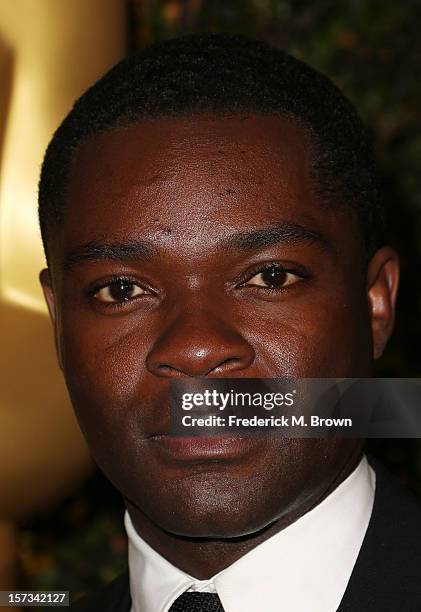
[221,222,333,253]
[62,240,155,271]
[62,222,333,271]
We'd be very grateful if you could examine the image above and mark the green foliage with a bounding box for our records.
[18,472,127,598]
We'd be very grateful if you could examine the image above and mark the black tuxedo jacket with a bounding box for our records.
[71,461,421,611]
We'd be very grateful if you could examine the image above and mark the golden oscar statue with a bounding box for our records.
[0,0,126,598]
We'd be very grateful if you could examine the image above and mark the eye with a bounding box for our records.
[93,279,148,303]
[242,265,304,290]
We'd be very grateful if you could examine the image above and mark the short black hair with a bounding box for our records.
[38,33,384,259]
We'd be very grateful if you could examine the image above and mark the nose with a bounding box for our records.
[146,309,255,377]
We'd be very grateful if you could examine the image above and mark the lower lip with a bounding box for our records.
[150,435,263,461]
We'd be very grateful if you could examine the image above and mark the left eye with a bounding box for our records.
[243,266,299,289]
[93,280,147,303]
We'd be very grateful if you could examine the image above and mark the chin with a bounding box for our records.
[130,475,277,539]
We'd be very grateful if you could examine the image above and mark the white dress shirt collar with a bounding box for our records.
[126,455,375,612]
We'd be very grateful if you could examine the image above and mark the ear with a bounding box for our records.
[40,268,56,324]
[39,268,63,369]
[366,247,400,360]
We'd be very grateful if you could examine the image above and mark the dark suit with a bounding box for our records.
[71,461,421,611]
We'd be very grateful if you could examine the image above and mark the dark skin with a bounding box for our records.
[40,115,399,578]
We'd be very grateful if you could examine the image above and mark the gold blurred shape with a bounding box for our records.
[0,0,127,591]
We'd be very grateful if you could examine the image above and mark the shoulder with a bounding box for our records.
[368,457,421,544]
[339,458,421,611]
[71,571,130,612]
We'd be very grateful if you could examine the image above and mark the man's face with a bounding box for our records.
[42,115,396,538]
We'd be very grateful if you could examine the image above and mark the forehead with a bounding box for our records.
[58,114,353,255]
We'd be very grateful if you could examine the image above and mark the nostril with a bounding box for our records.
[149,353,254,378]
[156,364,187,377]
[210,357,245,376]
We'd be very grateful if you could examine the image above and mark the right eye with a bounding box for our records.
[93,279,149,303]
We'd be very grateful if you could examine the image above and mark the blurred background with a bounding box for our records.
[0,0,420,605]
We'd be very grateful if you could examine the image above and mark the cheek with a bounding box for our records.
[61,326,141,400]
[241,289,372,377]
[57,312,159,440]
[57,318,169,489]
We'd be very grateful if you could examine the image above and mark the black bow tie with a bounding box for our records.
[169,592,225,611]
